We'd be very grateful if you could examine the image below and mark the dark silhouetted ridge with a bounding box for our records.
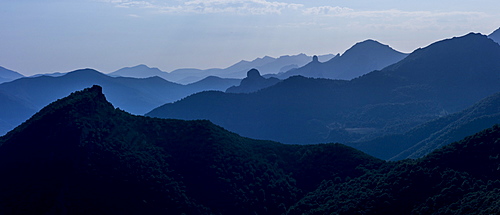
[109,64,169,80]
[0,86,384,214]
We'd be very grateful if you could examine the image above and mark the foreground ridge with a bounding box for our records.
[0,86,383,214]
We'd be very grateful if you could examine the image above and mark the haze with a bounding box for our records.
[1,0,499,76]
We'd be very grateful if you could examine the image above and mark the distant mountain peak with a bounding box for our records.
[247,68,262,79]
[128,64,163,71]
[69,68,100,73]
[65,68,107,78]
[356,39,381,45]
[109,64,168,80]
[341,39,404,57]
[225,69,280,93]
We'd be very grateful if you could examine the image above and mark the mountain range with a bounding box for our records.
[0,66,24,84]
[104,39,406,84]
[147,33,500,154]
[109,54,334,84]
[275,39,408,80]
[1,85,499,214]
[0,86,384,214]
[355,91,500,160]
[108,64,166,79]
[0,70,239,135]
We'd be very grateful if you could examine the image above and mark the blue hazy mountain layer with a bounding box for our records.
[276,39,408,80]
[110,54,334,84]
[147,33,500,151]
[0,70,239,135]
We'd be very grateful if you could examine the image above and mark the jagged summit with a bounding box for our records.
[31,84,111,117]
[2,85,113,139]
[149,32,500,145]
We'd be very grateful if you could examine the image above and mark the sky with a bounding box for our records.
[1,0,499,76]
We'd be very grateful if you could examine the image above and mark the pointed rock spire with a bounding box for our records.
[312,55,319,62]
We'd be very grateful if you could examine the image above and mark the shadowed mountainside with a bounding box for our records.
[0,86,383,214]
[168,54,334,84]
[108,64,168,79]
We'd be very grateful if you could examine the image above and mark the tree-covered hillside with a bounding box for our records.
[0,86,382,214]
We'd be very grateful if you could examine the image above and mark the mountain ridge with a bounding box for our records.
[108,54,334,84]
[276,39,407,80]
[147,32,500,150]
[108,64,167,79]
[0,86,383,214]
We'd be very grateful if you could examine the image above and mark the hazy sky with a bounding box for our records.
[1,0,499,76]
